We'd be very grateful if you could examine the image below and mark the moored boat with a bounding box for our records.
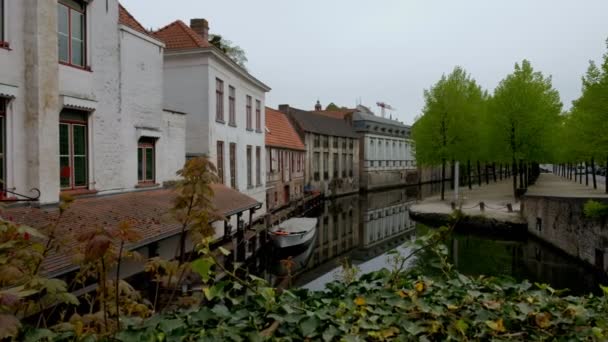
[269,218,318,249]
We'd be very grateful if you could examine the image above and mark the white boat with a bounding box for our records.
[269,218,318,249]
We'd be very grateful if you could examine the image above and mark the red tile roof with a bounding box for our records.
[313,109,356,120]
[3,185,259,276]
[153,20,211,50]
[118,4,149,36]
[265,107,306,151]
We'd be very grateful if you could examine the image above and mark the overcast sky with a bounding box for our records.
[121,0,608,125]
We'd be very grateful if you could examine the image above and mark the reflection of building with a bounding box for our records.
[279,105,359,197]
[359,188,416,249]
[265,108,306,212]
[310,194,360,266]
[352,106,417,191]
[156,18,271,219]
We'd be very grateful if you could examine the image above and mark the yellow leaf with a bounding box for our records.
[415,281,425,293]
[397,290,408,298]
[447,304,459,311]
[535,312,552,329]
[354,297,366,306]
[485,319,506,333]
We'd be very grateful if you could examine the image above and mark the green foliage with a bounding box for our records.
[209,34,248,70]
[22,229,608,341]
[488,60,562,164]
[583,200,608,219]
[325,103,341,111]
[412,66,487,166]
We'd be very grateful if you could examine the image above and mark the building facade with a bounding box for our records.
[156,19,270,219]
[352,108,416,191]
[0,0,184,204]
[279,105,359,197]
[265,107,306,212]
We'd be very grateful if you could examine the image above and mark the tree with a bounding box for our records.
[325,103,341,111]
[488,60,562,196]
[568,41,608,192]
[412,67,486,200]
[209,34,248,70]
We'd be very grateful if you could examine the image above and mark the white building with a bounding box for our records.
[0,0,185,204]
[155,19,271,220]
[353,107,417,191]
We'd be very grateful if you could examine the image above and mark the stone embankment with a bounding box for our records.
[409,179,527,236]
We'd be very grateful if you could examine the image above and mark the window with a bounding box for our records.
[138,138,155,184]
[313,134,320,148]
[246,145,252,188]
[59,109,88,190]
[333,153,339,178]
[322,136,329,148]
[297,153,301,172]
[342,154,347,178]
[323,152,329,180]
[349,139,354,150]
[0,99,5,192]
[246,96,252,130]
[58,0,86,67]
[342,138,346,149]
[229,143,236,189]
[349,154,354,177]
[0,0,6,47]
[255,100,261,132]
[217,141,224,184]
[215,78,224,122]
[313,152,320,181]
[256,146,261,186]
[228,86,236,126]
[332,137,338,148]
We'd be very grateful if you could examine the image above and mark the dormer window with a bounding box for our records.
[58,0,86,68]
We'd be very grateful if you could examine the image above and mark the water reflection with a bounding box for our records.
[261,184,607,295]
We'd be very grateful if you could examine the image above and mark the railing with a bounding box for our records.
[0,188,41,202]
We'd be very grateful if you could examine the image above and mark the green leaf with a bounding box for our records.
[454,319,468,336]
[322,325,340,342]
[212,304,231,318]
[191,257,215,283]
[218,246,231,256]
[300,316,320,337]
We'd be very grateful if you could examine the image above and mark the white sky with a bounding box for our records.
[120,0,608,125]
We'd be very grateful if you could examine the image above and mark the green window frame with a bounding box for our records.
[59,111,88,190]
[58,0,86,67]
[138,138,155,184]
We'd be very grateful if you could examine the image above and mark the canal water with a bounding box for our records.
[261,184,608,295]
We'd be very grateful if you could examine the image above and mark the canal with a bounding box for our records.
[259,184,608,295]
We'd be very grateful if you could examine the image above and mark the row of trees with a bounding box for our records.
[551,42,608,193]
[413,40,608,199]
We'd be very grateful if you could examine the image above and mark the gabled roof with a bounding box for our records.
[284,107,358,138]
[118,4,148,35]
[153,20,211,50]
[265,107,305,151]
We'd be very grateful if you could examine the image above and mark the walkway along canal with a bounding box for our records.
[253,183,608,296]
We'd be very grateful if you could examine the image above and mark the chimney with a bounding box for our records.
[278,104,291,114]
[314,100,322,111]
[190,18,209,42]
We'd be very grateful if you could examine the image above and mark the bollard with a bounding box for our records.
[479,202,485,212]
[506,203,513,212]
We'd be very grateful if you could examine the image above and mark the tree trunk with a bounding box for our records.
[477,161,482,187]
[441,159,446,201]
[467,160,472,190]
[592,157,597,189]
[524,162,529,188]
[512,160,517,196]
[519,159,524,189]
[450,159,455,190]
[485,163,489,185]
[579,163,583,184]
[493,162,497,182]
[606,157,608,193]
[585,161,589,186]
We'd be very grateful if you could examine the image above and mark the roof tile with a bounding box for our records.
[265,107,305,151]
[153,20,211,50]
[118,4,149,36]
[3,185,259,276]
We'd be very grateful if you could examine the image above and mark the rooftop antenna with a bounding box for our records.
[376,102,395,118]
